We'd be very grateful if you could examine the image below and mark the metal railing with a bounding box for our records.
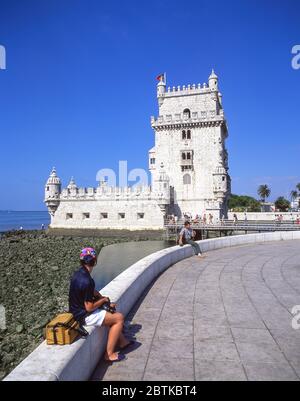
[164,218,300,232]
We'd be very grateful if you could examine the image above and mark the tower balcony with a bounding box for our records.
[181,159,193,167]
[151,111,225,130]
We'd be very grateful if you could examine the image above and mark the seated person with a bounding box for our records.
[69,247,133,362]
[193,214,199,224]
[179,221,204,258]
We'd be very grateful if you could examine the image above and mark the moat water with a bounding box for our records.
[92,240,173,290]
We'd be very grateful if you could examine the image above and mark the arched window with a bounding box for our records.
[183,108,191,119]
[182,153,186,160]
[183,173,191,185]
[182,130,186,140]
[187,130,191,140]
[187,152,191,160]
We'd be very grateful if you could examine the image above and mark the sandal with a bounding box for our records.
[104,353,127,363]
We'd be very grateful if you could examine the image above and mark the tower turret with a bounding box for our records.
[67,177,77,190]
[153,162,170,214]
[44,167,61,216]
[208,69,218,91]
[157,74,166,107]
[67,176,78,196]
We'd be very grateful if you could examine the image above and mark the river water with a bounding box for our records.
[92,240,173,290]
[0,211,50,232]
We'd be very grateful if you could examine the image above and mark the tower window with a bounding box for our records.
[66,213,73,220]
[100,213,108,219]
[137,213,145,220]
[182,130,186,140]
[187,152,191,160]
[183,174,191,185]
[182,153,186,160]
[150,158,156,164]
[183,109,191,119]
[187,130,191,140]
[222,176,225,181]
[83,213,90,219]
[118,213,125,219]
[47,186,49,191]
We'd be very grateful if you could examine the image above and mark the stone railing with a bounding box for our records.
[4,231,300,381]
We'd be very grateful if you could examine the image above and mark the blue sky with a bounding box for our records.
[0,0,299,210]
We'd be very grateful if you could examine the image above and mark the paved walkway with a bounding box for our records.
[92,240,300,381]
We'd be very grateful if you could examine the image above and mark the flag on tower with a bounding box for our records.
[156,73,165,82]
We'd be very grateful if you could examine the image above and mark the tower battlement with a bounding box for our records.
[163,82,213,97]
[60,184,153,200]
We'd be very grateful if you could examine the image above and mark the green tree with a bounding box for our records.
[228,194,261,212]
[296,183,300,192]
[257,184,271,202]
[275,196,290,212]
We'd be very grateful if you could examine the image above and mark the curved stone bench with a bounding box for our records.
[5,231,300,381]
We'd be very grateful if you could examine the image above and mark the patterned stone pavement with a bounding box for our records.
[91,240,300,381]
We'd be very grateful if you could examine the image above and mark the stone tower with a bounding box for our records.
[150,71,231,218]
[44,167,61,216]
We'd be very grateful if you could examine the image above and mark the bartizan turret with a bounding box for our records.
[208,69,218,91]
[157,74,166,107]
[44,167,61,216]
[153,162,170,215]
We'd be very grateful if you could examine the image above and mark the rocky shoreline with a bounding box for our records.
[0,229,164,380]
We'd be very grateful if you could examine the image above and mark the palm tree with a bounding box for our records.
[296,183,300,193]
[290,190,298,208]
[257,184,271,202]
[290,190,298,202]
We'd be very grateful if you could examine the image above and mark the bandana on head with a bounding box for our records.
[80,247,97,261]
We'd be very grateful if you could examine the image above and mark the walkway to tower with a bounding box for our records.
[92,240,300,381]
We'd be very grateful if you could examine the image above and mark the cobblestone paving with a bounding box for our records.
[92,241,300,381]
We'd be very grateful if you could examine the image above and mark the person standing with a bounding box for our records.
[233,213,238,225]
[179,221,204,258]
[221,214,225,226]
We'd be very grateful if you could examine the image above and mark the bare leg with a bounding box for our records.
[118,332,130,348]
[103,312,127,361]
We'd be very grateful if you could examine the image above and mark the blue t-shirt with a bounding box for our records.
[69,266,95,323]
